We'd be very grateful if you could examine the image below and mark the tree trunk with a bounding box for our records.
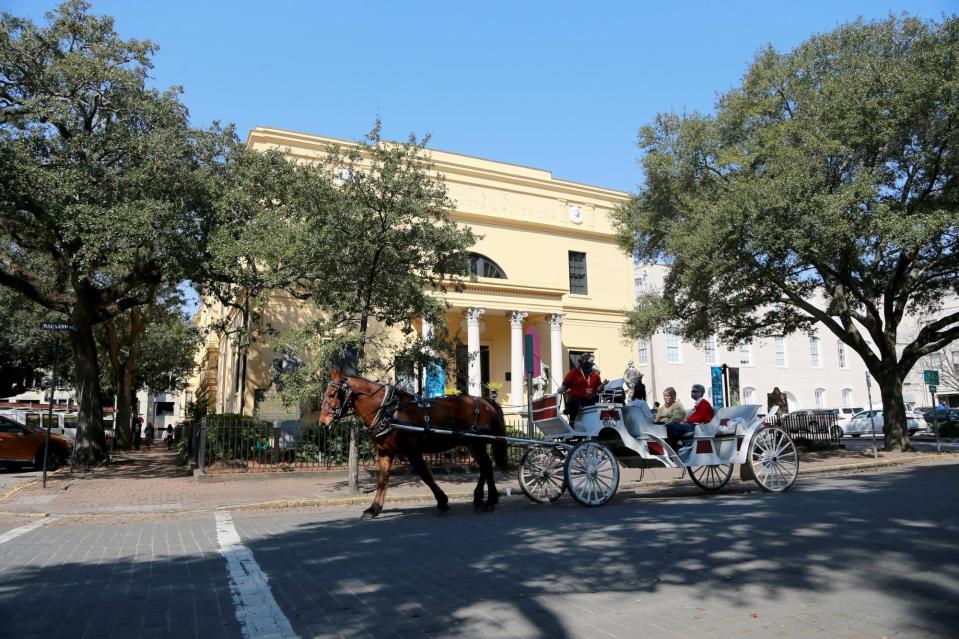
[113,366,135,449]
[877,368,911,452]
[70,307,107,465]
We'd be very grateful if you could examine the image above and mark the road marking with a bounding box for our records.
[0,517,52,545]
[215,511,299,639]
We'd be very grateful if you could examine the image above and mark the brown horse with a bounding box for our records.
[319,367,512,518]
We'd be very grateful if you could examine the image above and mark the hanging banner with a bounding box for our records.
[524,327,541,376]
[710,366,724,408]
[425,363,445,398]
[728,367,741,405]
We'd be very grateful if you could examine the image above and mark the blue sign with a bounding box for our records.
[425,363,445,398]
[710,366,724,408]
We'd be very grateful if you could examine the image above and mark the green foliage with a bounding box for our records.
[0,1,236,462]
[202,414,272,463]
[298,419,375,466]
[614,14,959,450]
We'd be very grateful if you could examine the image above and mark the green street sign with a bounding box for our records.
[924,369,940,385]
[929,385,937,394]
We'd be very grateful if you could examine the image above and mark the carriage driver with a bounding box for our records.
[666,383,715,451]
[557,352,604,425]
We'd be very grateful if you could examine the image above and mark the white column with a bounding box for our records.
[547,313,565,392]
[421,317,434,343]
[509,311,528,410]
[465,307,485,396]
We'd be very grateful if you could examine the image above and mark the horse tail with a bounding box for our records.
[489,399,513,472]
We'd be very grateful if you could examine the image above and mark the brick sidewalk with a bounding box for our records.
[1,445,955,517]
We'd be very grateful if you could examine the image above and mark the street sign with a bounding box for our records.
[929,385,937,394]
[39,322,75,331]
[924,369,940,385]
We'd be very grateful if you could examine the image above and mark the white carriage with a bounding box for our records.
[518,388,799,506]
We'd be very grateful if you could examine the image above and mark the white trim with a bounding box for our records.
[215,511,299,639]
[0,517,52,545]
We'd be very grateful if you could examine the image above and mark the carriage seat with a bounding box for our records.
[694,405,761,438]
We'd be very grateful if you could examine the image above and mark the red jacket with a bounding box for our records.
[688,398,714,424]
[562,367,602,399]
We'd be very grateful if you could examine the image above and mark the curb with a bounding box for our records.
[0,480,37,504]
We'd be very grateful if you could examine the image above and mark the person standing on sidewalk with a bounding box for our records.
[133,419,142,450]
[165,424,174,449]
[144,422,155,449]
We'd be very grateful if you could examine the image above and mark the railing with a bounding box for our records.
[189,413,541,474]
[772,412,842,447]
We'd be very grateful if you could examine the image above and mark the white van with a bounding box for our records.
[6,410,78,443]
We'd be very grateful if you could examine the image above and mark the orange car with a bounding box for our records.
[0,415,72,469]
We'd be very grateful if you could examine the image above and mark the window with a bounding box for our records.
[809,336,821,368]
[468,253,507,279]
[666,331,681,363]
[156,401,175,415]
[815,388,826,408]
[743,387,755,404]
[568,251,588,294]
[775,336,787,367]
[704,335,717,364]
[739,343,752,365]
[638,340,648,365]
[837,340,847,369]
[929,353,944,369]
[842,388,853,408]
[952,351,959,367]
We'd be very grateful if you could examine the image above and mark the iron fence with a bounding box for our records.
[772,412,842,447]
[189,413,540,474]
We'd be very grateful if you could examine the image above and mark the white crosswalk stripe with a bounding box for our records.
[0,517,52,545]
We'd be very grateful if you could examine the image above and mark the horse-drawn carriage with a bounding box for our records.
[517,390,799,506]
[320,368,798,518]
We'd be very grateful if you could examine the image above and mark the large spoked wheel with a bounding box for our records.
[688,464,734,492]
[564,441,620,507]
[518,447,567,503]
[747,426,799,492]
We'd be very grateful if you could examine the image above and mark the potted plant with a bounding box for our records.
[484,381,502,402]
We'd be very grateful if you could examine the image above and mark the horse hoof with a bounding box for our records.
[437,503,450,514]
[360,509,379,520]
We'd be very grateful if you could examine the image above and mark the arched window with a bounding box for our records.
[742,387,755,404]
[815,388,826,408]
[469,253,507,279]
[842,388,853,408]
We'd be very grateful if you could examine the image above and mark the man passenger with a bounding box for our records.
[666,384,715,451]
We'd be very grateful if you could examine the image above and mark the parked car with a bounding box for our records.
[781,409,839,434]
[924,407,959,424]
[843,409,925,437]
[0,415,72,469]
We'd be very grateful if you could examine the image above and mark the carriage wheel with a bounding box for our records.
[747,426,799,493]
[687,464,733,492]
[564,441,620,507]
[518,447,567,503]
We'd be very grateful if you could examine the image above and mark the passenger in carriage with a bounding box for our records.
[666,384,715,451]
[558,352,604,425]
[653,387,685,424]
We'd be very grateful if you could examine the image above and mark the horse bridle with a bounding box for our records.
[326,379,355,421]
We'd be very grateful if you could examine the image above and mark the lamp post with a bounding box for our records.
[38,322,74,488]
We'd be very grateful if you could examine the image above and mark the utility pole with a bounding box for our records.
[38,322,75,488]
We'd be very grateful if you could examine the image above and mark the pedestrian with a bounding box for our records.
[165,424,174,449]
[133,419,142,450]
[144,421,155,449]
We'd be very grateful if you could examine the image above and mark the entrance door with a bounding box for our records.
[456,345,490,396]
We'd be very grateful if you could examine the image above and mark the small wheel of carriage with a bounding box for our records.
[518,447,567,503]
[747,425,799,492]
[564,441,620,507]
[687,464,734,492]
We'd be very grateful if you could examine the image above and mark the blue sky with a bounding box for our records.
[8,1,955,192]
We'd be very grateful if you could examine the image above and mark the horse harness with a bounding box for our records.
[331,379,488,439]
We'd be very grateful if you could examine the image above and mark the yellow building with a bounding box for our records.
[190,127,633,417]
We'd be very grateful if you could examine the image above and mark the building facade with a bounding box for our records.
[633,263,879,413]
[189,127,635,417]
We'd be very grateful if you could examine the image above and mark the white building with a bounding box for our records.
[634,264,877,412]
[134,389,186,432]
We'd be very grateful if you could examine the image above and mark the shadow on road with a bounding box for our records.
[0,464,956,638]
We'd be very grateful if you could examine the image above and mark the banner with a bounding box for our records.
[425,363,445,398]
[728,366,741,405]
[710,366,724,408]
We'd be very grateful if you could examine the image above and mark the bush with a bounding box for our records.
[202,414,272,464]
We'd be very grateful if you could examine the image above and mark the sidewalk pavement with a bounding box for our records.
[1,444,956,519]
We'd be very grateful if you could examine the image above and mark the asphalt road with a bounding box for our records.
[0,462,957,638]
